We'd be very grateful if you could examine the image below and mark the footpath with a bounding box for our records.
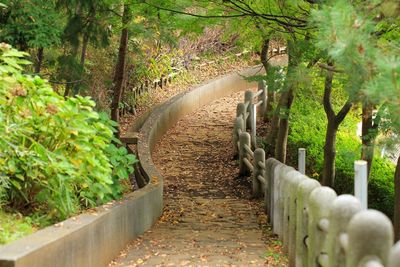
[110,89,286,266]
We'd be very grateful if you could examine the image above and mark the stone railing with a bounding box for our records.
[233,81,400,267]
[121,50,258,115]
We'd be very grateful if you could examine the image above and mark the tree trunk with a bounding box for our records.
[361,103,377,177]
[275,88,294,163]
[321,61,352,187]
[72,33,90,96]
[266,107,280,156]
[322,121,338,187]
[35,47,44,74]
[64,83,72,98]
[274,40,297,163]
[80,33,89,66]
[260,38,275,123]
[394,156,400,241]
[111,4,130,138]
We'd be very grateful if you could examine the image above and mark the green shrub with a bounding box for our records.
[284,79,395,218]
[0,44,136,220]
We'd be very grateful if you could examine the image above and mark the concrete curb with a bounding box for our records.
[0,66,261,267]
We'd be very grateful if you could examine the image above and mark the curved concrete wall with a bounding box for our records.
[0,66,261,267]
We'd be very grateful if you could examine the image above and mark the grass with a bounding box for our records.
[0,210,36,245]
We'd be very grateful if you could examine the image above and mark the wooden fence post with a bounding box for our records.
[252,148,265,198]
[347,210,393,267]
[239,132,251,176]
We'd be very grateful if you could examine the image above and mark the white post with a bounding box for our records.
[251,103,257,148]
[298,148,306,174]
[354,160,368,210]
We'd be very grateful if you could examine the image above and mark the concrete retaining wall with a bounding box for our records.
[0,66,261,267]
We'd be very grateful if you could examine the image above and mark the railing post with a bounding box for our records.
[347,210,393,267]
[298,148,306,174]
[244,90,253,130]
[308,186,337,267]
[326,195,361,267]
[233,116,245,158]
[287,172,307,267]
[253,148,265,198]
[258,80,267,118]
[283,171,298,253]
[389,241,400,267]
[276,165,295,239]
[354,160,368,210]
[296,179,320,267]
[236,103,247,129]
[239,132,251,176]
[251,103,257,148]
[265,158,280,222]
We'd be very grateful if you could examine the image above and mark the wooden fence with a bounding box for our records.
[233,81,400,267]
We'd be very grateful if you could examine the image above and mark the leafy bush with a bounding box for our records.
[284,79,395,218]
[0,44,136,220]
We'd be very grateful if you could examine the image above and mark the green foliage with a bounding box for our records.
[285,76,395,218]
[0,210,35,244]
[0,44,136,220]
[0,0,62,49]
[313,0,400,138]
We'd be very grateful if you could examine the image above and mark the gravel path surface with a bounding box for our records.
[110,90,286,266]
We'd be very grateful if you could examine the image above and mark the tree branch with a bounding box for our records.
[143,1,247,19]
[335,100,353,124]
[318,63,344,73]
[323,64,335,120]
[144,0,309,29]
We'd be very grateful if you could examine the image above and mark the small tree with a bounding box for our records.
[314,0,400,238]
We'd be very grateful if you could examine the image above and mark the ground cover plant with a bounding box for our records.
[0,44,136,243]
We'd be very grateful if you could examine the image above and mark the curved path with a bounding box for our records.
[110,91,284,266]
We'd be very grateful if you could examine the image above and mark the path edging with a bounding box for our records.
[0,66,260,267]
